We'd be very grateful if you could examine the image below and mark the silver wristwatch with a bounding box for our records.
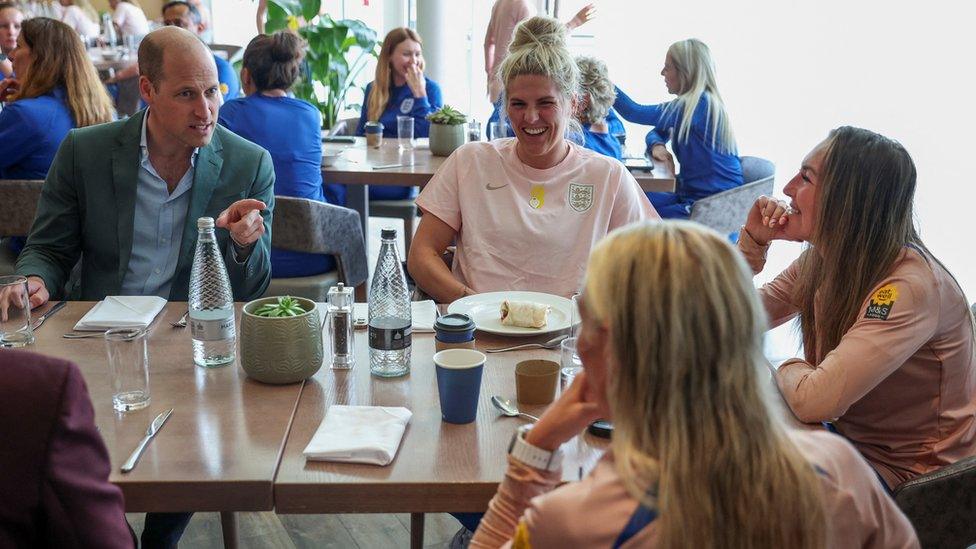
[508,425,563,472]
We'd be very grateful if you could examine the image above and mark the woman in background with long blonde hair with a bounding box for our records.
[354,27,443,201]
[613,38,743,218]
[471,222,917,548]
[742,126,976,491]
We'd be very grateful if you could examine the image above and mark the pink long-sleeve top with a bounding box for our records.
[471,430,918,548]
[739,232,976,488]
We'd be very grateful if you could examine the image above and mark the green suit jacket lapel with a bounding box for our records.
[111,112,145,286]
[174,131,224,279]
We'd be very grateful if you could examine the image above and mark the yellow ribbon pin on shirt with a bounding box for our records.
[529,185,545,209]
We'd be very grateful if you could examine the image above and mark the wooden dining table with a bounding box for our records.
[273,322,607,549]
[24,299,809,549]
[321,136,677,238]
[28,301,306,547]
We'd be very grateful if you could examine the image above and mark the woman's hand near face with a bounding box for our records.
[743,195,796,245]
[650,143,676,175]
[0,77,19,101]
[524,371,604,452]
[405,65,426,98]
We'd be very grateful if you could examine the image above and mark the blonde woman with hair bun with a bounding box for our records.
[409,16,655,303]
[614,38,742,218]
[470,221,918,548]
[576,54,625,160]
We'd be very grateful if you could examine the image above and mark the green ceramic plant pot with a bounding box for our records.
[240,297,323,384]
[429,122,466,156]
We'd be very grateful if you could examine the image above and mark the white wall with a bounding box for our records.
[555,0,975,295]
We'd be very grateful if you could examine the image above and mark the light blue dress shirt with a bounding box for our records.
[119,110,197,298]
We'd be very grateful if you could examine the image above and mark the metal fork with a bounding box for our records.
[170,310,189,328]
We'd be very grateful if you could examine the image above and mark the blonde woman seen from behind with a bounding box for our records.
[471,222,918,548]
[408,16,655,303]
[742,126,976,490]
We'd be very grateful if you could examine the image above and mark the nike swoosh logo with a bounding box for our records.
[485,183,509,190]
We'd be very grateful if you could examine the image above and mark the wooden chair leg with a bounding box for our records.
[220,511,238,549]
[410,512,425,549]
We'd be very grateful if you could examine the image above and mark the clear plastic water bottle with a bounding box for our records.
[189,217,236,368]
[369,228,411,377]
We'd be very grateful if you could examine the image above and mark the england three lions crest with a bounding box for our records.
[568,183,594,212]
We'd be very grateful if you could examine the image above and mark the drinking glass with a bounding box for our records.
[467,119,482,142]
[0,275,34,347]
[397,115,414,150]
[560,337,582,389]
[105,327,151,412]
[489,121,507,140]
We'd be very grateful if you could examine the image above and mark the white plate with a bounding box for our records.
[447,291,573,337]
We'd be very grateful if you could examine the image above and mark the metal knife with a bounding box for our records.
[120,408,174,473]
[31,300,66,331]
[372,163,416,170]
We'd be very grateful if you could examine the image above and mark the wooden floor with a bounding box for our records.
[127,512,462,548]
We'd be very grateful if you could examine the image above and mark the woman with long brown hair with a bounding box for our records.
[354,26,443,200]
[471,221,917,547]
[0,17,113,255]
[742,126,976,490]
[0,17,113,179]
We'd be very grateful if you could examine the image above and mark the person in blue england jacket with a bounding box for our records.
[220,30,342,279]
[355,27,442,200]
[613,38,742,218]
[576,55,623,160]
[0,17,114,253]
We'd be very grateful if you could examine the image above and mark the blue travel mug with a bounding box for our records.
[434,349,486,424]
[434,313,476,352]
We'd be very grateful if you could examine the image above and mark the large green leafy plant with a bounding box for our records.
[265,0,378,129]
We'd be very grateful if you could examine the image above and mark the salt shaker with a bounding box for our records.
[326,283,355,369]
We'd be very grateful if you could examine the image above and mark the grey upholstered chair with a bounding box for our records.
[327,116,362,137]
[263,196,368,302]
[893,456,976,548]
[0,180,44,276]
[688,156,775,236]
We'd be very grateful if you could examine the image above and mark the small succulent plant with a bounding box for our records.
[426,105,467,125]
[254,296,307,318]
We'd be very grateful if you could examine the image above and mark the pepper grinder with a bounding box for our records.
[326,283,355,369]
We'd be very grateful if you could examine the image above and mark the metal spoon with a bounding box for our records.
[485,335,566,354]
[491,396,539,422]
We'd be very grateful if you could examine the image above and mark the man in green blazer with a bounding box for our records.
[14,26,273,308]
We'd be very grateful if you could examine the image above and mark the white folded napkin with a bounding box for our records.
[74,296,168,331]
[303,405,412,466]
[352,300,438,332]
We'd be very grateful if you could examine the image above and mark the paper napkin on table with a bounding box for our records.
[303,405,412,466]
[74,296,168,331]
[352,300,438,332]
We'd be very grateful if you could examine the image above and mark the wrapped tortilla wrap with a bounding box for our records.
[500,301,550,329]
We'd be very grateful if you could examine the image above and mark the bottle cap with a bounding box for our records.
[198,217,215,229]
[381,228,397,240]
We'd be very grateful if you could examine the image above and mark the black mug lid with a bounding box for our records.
[434,313,475,332]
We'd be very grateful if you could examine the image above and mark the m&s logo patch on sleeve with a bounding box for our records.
[865,284,899,320]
